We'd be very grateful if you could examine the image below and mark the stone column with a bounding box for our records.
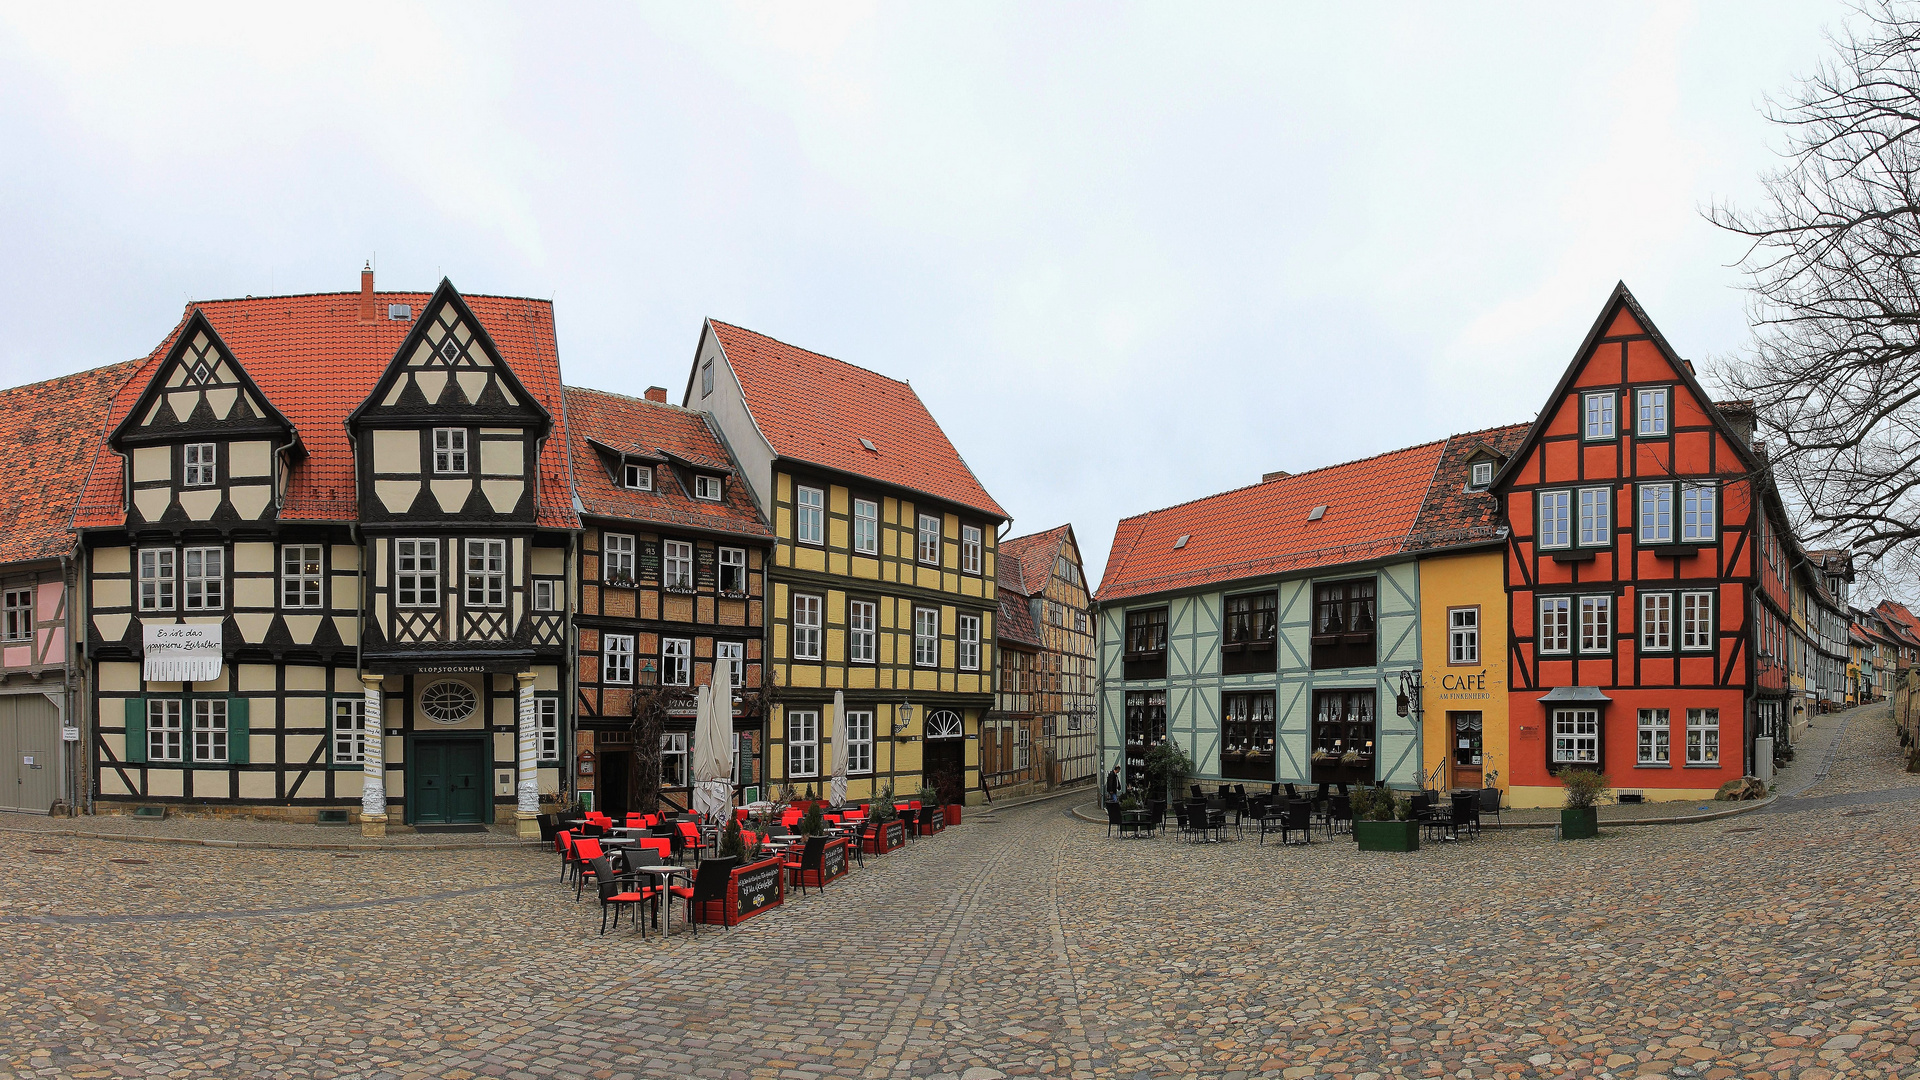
[360,673,388,837]
[515,670,540,839]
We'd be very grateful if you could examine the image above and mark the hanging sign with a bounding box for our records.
[143,624,223,682]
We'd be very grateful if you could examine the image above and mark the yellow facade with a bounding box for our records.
[1416,549,1511,801]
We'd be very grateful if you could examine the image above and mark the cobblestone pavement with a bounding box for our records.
[4,741,1919,1078]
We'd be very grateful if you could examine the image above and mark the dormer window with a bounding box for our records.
[694,475,723,501]
[623,462,652,491]
[1468,461,1493,490]
[433,428,467,474]
[183,443,217,487]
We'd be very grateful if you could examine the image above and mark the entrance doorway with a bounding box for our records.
[0,694,59,814]
[1448,711,1483,790]
[924,738,966,807]
[598,750,633,816]
[412,739,488,825]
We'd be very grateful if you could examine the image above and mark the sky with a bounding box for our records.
[0,2,1856,590]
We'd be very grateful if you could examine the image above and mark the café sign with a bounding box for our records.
[143,624,223,682]
[1431,670,1493,701]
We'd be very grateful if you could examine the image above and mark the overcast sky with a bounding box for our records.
[0,2,1851,588]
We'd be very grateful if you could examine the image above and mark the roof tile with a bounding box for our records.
[0,361,143,565]
[563,386,771,539]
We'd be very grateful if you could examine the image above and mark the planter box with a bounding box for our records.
[1560,806,1599,840]
[944,804,962,826]
[725,856,786,925]
[861,819,908,855]
[917,811,945,836]
[1354,819,1420,852]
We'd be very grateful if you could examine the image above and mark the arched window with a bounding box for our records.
[926,709,963,739]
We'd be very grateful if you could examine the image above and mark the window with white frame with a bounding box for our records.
[183,547,224,611]
[848,599,876,663]
[701,359,715,397]
[622,461,651,491]
[958,613,981,671]
[281,545,323,609]
[694,475,723,501]
[661,732,690,787]
[661,637,691,686]
[192,699,228,764]
[533,579,556,611]
[961,525,982,574]
[1578,487,1611,547]
[844,709,873,774]
[432,428,467,474]
[1539,596,1571,654]
[1681,483,1716,543]
[536,696,560,762]
[1641,592,1672,651]
[2,588,32,642]
[718,547,746,593]
[796,485,824,545]
[914,606,940,666]
[1016,724,1031,769]
[1468,460,1494,490]
[331,698,364,765]
[1551,708,1599,764]
[1637,708,1670,764]
[917,514,941,564]
[1583,392,1615,439]
[663,540,694,589]
[464,539,506,607]
[792,594,822,660]
[603,634,634,685]
[183,443,217,486]
[1636,387,1668,436]
[139,548,176,611]
[1448,607,1479,664]
[853,498,879,554]
[1681,591,1714,651]
[716,641,745,687]
[1686,708,1719,764]
[396,539,439,607]
[147,699,183,762]
[1638,483,1673,543]
[1538,490,1571,549]
[603,533,634,582]
[1579,595,1612,653]
[787,710,819,777]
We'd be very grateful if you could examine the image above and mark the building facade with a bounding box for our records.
[987,576,1044,794]
[998,525,1097,791]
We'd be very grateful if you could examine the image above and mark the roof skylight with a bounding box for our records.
[1174,534,1190,549]
[1307,506,1327,522]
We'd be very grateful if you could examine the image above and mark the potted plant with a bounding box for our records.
[798,802,826,837]
[916,784,944,835]
[1558,769,1610,839]
[1141,740,1194,803]
[1351,785,1418,852]
[863,785,906,853]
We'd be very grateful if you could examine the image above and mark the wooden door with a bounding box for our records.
[413,739,488,825]
[924,740,965,806]
[1,695,61,813]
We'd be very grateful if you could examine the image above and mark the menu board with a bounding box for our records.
[822,839,848,882]
[734,859,783,919]
[696,545,718,589]
[883,820,907,849]
[640,540,661,581]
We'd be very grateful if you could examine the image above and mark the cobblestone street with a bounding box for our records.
[3,708,1918,1080]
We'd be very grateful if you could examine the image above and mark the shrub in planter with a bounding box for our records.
[869,786,899,822]
[1558,768,1611,840]
[1141,740,1194,803]
[1351,785,1419,852]
[798,802,826,837]
[718,815,749,862]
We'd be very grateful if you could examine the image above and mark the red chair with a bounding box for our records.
[780,808,803,830]
[554,829,574,879]
[784,836,831,895]
[669,857,740,934]
[675,821,707,864]
[631,837,673,865]
[587,855,658,935]
[571,837,608,899]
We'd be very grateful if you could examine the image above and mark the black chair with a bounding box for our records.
[1283,783,1300,800]
[1411,792,1451,841]
[668,856,740,936]
[1257,799,1287,845]
[1324,793,1353,838]
[1105,800,1124,837]
[1142,801,1166,839]
[899,807,918,842]
[1190,784,1205,800]
[1280,799,1314,845]
[1477,786,1503,825]
[1172,801,1197,843]
[1450,791,1482,840]
[587,855,655,936]
[1186,799,1225,842]
[784,835,829,895]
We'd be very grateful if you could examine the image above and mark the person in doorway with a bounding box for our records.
[1104,766,1123,806]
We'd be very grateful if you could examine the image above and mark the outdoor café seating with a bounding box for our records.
[1449,790,1483,839]
[588,855,660,935]
[668,856,740,935]
[1322,793,1353,837]
[784,835,832,894]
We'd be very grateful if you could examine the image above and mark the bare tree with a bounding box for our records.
[1710,1,1920,590]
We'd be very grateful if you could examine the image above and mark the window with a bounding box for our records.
[694,475,723,501]
[1221,691,1277,781]
[1538,490,1571,549]
[661,638,691,686]
[536,697,560,762]
[1551,708,1599,764]
[716,641,745,687]
[331,699,364,765]
[1637,708,1670,765]
[848,599,876,663]
[603,634,634,685]
[927,710,964,738]
[192,699,228,764]
[432,428,468,474]
[787,710,819,777]
[1124,690,1167,747]
[1641,592,1672,651]
[844,710,873,774]
[1049,602,1064,626]
[1686,708,1719,765]
[792,594,822,660]
[1016,725,1031,769]
[1312,578,1377,669]
[147,699,183,762]
[1311,689,1376,775]
[1124,607,1168,679]
[1579,595,1612,653]
[1468,460,1494,490]
[1448,607,1479,664]
[1538,596,1571,654]
[718,547,746,593]
[2,588,32,641]
[533,579,556,611]
[917,514,942,564]
[464,539,506,607]
[622,462,651,491]
[795,486,824,545]
[1681,483,1716,543]
[139,549,176,611]
[1681,591,1714,651]
[277,545,324,609]
[661,732,689,787]
[1578,487,1611,547]
[663,540,694,590]
[914,606,940,667]
[1224,592,1277,675]
[1075,611,1088,634]
[183,443,217,486]
[396,539,439,607]
[958,614,981,671]
[603,533,634,582]
[1636,387,1668,436]
[183,547,224,611]
[701,359,714,397]
[853,499,879,554]
[1583,392,1615,439]
[1638,484,1673,543]
[961,526,983,574]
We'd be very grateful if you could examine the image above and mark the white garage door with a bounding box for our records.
[0,694,60,814]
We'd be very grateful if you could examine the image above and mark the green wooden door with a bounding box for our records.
[413,740,487,825]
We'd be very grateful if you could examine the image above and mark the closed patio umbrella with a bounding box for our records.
[829,690,848,808]
[691,656,735,824]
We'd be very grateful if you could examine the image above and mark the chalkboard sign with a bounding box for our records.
[640,541,661,581]
[822,838,848,883]
[733,858,784,920]
[883,819,906,849]
[696,545,718,589]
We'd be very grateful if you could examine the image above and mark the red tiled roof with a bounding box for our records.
[0,361,143,564]
[563,386,770,539]
[997,585,1043,648]
[707,320,1008,520]
[1000,525,1071,597]
[73,289,577,530]
[1404,423,1530,551]
[1096,439,1449,603]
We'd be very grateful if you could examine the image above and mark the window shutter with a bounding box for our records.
[124,698,147,764]
[227,697,250,765]
[324,698,336,767]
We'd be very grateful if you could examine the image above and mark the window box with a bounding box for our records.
[1653,544,1705,559]
[1560,806,1599,839]
[1354,819,1419,852]
[1551,549,1597,564]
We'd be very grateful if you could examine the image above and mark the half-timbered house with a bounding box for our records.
[998,525,1097,790]
[988,571,1044,795]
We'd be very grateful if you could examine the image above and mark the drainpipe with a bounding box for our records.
[62,551,82,815]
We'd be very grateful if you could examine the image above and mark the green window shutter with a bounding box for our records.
[124,697,147,764]
[227,697,250,765]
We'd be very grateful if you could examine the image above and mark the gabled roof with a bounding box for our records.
[1096,439,1448,603]
[703,320,1008,520]
[563,386,771,540]
[73,286,578,529]
[1000,524,1073,597]
[0,360,143,565]
[1404,422,1530,552]
[997,584,1043,648]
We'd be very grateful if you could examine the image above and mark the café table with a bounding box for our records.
[628,864,692,935]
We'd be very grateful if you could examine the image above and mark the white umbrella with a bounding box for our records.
[829,690,848,808]
[690,656,736,824]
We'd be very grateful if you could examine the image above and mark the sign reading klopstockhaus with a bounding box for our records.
[143,624,223,682]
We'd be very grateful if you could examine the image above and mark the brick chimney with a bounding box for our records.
[1262,470,1291,483]
[359,263,375,323]
[644,386,668,403]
